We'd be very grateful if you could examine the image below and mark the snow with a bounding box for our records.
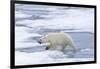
[15,42,50,49]
[15,11,32,19]
[23,8,94,33]
[15,4,95,65]
[15,27,41,41]
[15,51,94,65]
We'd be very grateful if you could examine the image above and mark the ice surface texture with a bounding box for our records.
[15,4,94,65]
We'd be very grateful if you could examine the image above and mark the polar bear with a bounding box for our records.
[38,32,76,52]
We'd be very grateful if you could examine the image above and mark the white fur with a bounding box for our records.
[39,32,76,52]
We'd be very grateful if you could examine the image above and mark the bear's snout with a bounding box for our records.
[37,40,42,44]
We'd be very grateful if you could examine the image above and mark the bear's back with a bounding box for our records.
[45,32,73,45]
[46,32,71,40]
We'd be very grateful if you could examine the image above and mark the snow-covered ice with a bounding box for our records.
[15,50,94,65]
[15,4,95,65]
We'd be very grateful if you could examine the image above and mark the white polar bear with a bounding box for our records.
[38,32,76,52]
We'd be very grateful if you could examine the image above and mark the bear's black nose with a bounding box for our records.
[45,47,49,50]
[37,40,42,44]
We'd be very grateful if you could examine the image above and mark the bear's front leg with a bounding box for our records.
[55,45,64,52]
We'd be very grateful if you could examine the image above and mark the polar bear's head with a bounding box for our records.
[38,36,50,50]
[38,36,48,44]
